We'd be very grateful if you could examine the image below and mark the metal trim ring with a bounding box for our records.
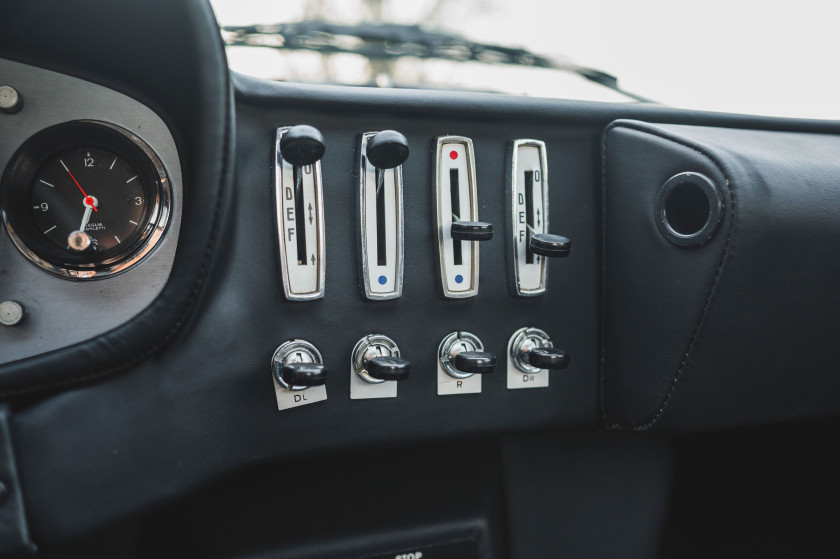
[0,120,171,280]
[654,172,723,248]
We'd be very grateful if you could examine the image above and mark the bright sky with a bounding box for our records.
[210,0,840,120]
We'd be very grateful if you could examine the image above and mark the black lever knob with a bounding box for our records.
[529,233,570,258]
[528,347,569,370]
[274,362,328,387]
[367,356,411,381]
[451,221,493,241]
[454,351,496,375]
[280,125,326,166]
[366,130,409,169]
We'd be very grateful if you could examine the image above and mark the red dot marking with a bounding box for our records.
[85,196,95,207]
[449,150,458,160]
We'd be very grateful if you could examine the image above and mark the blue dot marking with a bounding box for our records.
[378,275,387,285]
[455,274,464,284]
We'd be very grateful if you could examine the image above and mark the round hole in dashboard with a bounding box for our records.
[655,172,723,247]
[664,182,710,235]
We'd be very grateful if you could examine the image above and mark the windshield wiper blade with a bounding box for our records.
[221,21,654,103]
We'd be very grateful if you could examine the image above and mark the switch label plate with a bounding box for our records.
[350,367,398,399]
[509,139,549,296]
[434,136,480,298]
[437,363,482,395]
[273,379,328,410]
[274,126,326,301]
[506,358,549,389]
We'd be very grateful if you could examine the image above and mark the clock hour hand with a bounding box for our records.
[79,195,98,231]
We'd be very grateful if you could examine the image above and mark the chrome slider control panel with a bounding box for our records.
[274,125,326,301]
[508,139,570,297]
[433,136,493,299]
[357,130,409,300]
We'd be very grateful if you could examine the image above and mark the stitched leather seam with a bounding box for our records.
[0,77,234,400]
[600,120,737,431]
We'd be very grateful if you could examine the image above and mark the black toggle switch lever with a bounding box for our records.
[509,327,568,374]
[528,347,569,370]
[528,229,570,258]
[451,219,494,241]
[367,356,411,381]
[366,130,409,169]
[454,351,497,375]
[280,125,326,166]
[274,362,329,387]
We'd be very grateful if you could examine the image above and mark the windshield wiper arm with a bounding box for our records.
[221,21,654,103]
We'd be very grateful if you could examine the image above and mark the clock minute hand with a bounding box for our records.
[60,159,98,213]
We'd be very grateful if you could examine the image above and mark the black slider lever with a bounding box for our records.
[274,362,328,387]
[366,130,409,169]
[280,125,326,166]
[367,356,411,381]
[528,226,570,258]
[528,347,569,370]
[454,351,496,375]
[451,216,494,241]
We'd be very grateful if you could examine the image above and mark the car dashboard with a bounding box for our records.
[3,1,840,558]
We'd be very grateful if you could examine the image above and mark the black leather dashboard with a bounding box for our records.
[604,120,840,431]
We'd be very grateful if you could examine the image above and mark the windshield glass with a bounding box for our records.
[210,0,840,120]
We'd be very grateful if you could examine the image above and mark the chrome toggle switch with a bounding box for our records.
[357,130,409,300]
[274,125,327,301]
[438,331,496,379]
[434,136,492,299]
[271,339,329,410]
[506,327,568,389]
[352,334,411,383]
[508,139,570,297]
[272,339,328,390]
[437,331,495,395]
[350,334,409,399]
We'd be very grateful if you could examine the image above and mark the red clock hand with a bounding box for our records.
[64,164,98,213]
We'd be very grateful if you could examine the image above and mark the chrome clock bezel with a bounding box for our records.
[0,120,171,280]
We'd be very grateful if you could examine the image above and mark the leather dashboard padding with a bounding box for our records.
[0,405,34,555]
[0,0,233,396]
[603,119,840,431]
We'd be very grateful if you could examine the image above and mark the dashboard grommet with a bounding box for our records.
[655,171,723,247]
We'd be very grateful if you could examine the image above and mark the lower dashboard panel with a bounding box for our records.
[34,433,671,559]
